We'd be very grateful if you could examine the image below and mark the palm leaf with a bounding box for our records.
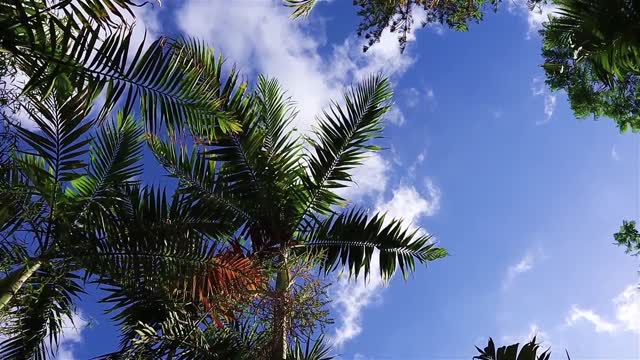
[300,75,391,222]
[284,0,318,18]
[0,263,84,360]
[302,208,447,281]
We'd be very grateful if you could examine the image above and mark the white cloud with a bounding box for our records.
[385,107,406,126]
[56,311,88,360]
[566,305,617,333]
[532,77,556,125]
[614,285,640,333]
[331,179,441,346]
[508,0,559,38]
[503,249,544,289]
[376,180,441,225]
[404,86,435,109]
[611,146,620,161]
[330,257,384,347]
[176,0,416,134]
[407,150,427,177]
[541,94,557,123]
[338,152,389,201]
[564,285,640,336]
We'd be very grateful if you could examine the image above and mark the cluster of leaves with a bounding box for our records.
[541,0,640,132]
[614,220,640,256]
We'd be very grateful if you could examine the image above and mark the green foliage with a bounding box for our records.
[614,220,640,256]
[287,0,545,53]
[145,73,447,357]
[541,0,640,132]
[1,0,242,136]
[474,337,557,360]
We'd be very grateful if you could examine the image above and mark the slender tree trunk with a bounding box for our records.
[0,260,43,310]
[271,253,290,360]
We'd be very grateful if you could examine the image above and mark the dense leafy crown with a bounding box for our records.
[542,0,640,132]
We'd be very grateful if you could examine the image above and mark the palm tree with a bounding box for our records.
[145,74,447,359]
[0,67,260,358]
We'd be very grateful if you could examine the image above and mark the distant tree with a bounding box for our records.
[474,337,569,360]
[541,0,640,133]
[614,220,640,256]
[285,0,545,53]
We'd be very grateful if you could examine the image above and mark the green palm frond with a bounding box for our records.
[15,85,97,185]
[302,208,447,281]
[255,76,302,186]
[66,112,143,203]
[4,2,244,136]
[0,264,84,360]
[284,0,318,18]
[474,337,553,360]
[288,335,334,360]
[301,75,391,220]
[87,186,265,349]
[147,135,252,227]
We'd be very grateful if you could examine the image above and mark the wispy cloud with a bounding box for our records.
[611,146,620,161]
[404,86,436,109]
[566,306,617,333]
[532,77,557,125]
[503,248,544,289]
[508,0,559,38]
[338,152,389,201]
[614,285,640,333]
[385,107,406,126]
[176,0,416,134]
[331,179,441,346]
[565,285,640,335]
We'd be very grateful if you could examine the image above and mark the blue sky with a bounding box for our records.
[53,1,640,358]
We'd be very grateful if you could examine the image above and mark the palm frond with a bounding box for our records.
[4,2,244,135]
[66,111,143,205]
[284,0,318,18]
[474,336,553,360]
[0,263,83,360]
[288,335,334,360]
[301,75,391,221]
[147,135,252,227]
[302,208,447,281]
[86,186,265,349]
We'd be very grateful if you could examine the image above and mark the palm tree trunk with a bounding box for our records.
[0,260,43,310]
[271,253,290,360]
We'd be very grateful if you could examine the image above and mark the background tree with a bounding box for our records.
[614,220,640,256]
[542,0,640,133]
[286,0,545,53]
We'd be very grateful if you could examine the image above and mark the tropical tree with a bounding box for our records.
[0,52,263,359]
[285,0,545,53]
[144,72,447,359]
[541,0,640,132]
[474,337,569,360]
